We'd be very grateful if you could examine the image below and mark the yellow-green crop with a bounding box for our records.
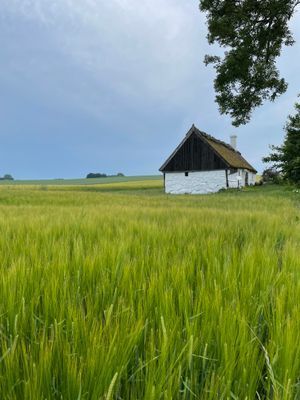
[0,182,299,399]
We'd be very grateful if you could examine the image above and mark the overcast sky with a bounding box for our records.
[1,0,300,179]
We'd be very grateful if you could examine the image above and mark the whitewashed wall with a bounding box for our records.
[165,169,257,194]
[240,170,256,186]
[248,171,256,185]
[228,169,256,188]
[228,171,239,188]
[165,170,227,194]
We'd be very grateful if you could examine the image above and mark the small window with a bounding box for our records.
[185,172,189,177]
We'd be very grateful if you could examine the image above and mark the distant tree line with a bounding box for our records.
[0,174,14,181]
[86,172,125,179]
[86,173,107,179]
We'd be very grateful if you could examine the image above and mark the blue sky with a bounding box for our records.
[1,0,300,179]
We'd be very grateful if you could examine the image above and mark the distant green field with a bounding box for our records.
[0,181,299,399]
[0,175,162,186]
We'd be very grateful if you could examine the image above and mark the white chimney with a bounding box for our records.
[230,135,237,150]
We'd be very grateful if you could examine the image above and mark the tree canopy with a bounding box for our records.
[0,174,14,181]
[263,96,300,184]
[86,173,107,179]
[200,0,300,126]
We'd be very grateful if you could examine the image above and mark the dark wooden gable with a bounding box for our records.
[160,132,228,172]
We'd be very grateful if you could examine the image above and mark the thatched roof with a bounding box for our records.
[160,125,257,173]
[198,129,257,172]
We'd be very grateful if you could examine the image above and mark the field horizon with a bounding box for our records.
[0,175,162,186]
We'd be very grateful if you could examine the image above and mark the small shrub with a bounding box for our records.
[262,168,282,184]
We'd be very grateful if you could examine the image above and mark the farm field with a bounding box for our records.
[0,180,300,399]
[0,175,162,186]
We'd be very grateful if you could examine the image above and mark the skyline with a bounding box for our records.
[1,0,300,179]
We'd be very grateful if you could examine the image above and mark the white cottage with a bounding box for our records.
[159,125,257,195]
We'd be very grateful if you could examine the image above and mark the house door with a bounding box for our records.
[245,172,249,186]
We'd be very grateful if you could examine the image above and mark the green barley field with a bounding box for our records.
[0,179,299,399]
[0,175,162,186]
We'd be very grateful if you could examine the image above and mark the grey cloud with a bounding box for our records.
[0,1,300,177]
